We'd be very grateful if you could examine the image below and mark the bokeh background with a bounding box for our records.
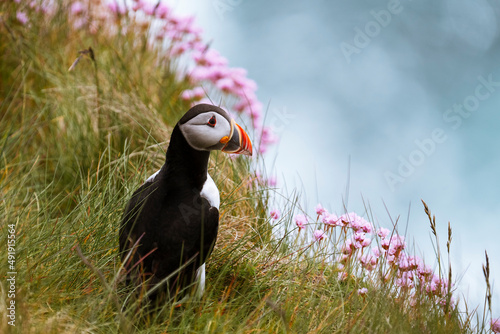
[169,0,500,315]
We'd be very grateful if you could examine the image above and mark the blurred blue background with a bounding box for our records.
[170,0,500,315]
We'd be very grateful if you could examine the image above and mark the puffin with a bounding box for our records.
[119,103,252,303]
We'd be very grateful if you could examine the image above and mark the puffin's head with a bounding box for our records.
[178,104,252,156]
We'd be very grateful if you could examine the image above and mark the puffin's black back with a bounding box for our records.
[119,120,220,302]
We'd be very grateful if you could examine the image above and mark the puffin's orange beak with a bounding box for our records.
[221,120,253,156]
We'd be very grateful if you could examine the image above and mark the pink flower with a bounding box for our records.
[491,318,500,333]
[360,220,374,233]
[353,232,365,242]
[267,176,277,187]
[260,127,279,146]
[359,253,377,271]
[70,2,85,16]
[180,87,205,101]
[270,209,280,220]
[169,42,190,57]
[344,213,372,233]
[361,237,371,248]
[341,239,354,255]
[245,100,263,121]
[313,230,325,242]
[177,17,202,36]
[16,11,29,25]
[155,2,171,19]
[377,227,390,239]
[108,1,127,15]
[215,77,234,92]
[315,203,327,216]
[189,66,211,82]
[357,287,368,296]
[144,3,156,15]
[383,235,405,255]
[206,66,231,82]
[338,271,348,281]
[322,213,339,227]
[339,212,361,228]
[396,272,415,289]
[294,214,307,230]
[193,49,228,67]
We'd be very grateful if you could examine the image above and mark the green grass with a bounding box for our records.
[0,1,489,333]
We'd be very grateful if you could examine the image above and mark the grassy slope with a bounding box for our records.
[0,2,475,333]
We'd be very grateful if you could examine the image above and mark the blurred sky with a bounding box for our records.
[168,0,500,315]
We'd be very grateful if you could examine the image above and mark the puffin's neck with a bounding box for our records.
[162,125,210,191]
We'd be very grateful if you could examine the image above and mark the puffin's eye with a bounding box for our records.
[207,116,216,127]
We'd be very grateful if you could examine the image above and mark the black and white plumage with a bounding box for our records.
[119,104,252,302]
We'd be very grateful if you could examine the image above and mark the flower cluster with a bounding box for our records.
[21,0,277,154]
[272,203,455,310]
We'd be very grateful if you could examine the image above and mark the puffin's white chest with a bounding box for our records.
[200,173,220,209]
[145,169,160,183]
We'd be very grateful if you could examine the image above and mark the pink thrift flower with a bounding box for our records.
[245,100,263,121]
[295,214,307,230]
[315,203,327,216]
[270,209,280,220]
[70,2,85,16]
[396,272,415,289]
[386,254,396,265]
[156,2,171,19]
[180,87,205,101]
[138,0,155,15]
[360,220,374,233]
[322,213,339,227]
[193,49,228,67]
[491,318,500,333]
[215,77,234,92]
[357,287,368,296]
[169,42,190,57]
[206,66,230,82]
[268,176,277,187]
[340,212,361,228]
[359,253,377,271]
[361,237,371,248]
[313,230,325,242]
[260,127,279,146]
[341,239,354,255]
[348,215,372,233]
[377,227,391,239]
[354,231,365,242]
[338,271,348,281]
[107,1,126,15]
[189,66,211,82]
[407,256,420,271]
[16,11,29,25]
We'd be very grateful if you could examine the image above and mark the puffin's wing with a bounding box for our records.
[194,200,220,264]
[119,180,158,255]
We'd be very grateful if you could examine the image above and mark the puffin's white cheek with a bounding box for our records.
[181,126,225,151]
